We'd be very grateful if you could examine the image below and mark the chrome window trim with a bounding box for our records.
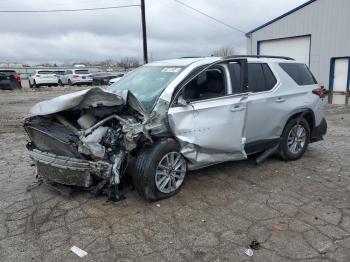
[187,92,251,105]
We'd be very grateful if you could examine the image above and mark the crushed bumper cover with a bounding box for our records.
[29,149,112,188]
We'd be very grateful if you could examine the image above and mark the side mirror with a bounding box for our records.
[177,95,189,106]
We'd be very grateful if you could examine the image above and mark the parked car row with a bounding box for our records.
[0,68,126,89]
[0,69,22,90]
[29,69,94,88]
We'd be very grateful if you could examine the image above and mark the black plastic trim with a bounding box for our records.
[245,139,280,155]
[310,118,327,143]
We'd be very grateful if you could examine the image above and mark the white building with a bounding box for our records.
[246,0,350,92]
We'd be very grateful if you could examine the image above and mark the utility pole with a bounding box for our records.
[140,0,148,64]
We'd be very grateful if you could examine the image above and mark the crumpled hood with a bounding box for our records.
[30,87,149,121]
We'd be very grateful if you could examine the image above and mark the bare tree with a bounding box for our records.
[211,46,236,57]
[117,57,140,70]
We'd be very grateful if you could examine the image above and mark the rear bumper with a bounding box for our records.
[29,148,112,188]
[72,79,93,84]
[311,118,327,143]
[35,79,58,85]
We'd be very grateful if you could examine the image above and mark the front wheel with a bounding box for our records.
[133,139,187,201]
[279,117,310,161]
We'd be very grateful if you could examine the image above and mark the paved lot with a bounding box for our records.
[0,86,349,262]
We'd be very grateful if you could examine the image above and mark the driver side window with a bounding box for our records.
[182,66,227,101]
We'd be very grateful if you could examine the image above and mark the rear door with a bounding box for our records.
[241,63,280,144]
[168,62,248,169]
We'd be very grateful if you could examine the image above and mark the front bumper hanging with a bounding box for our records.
[29,148,112,188]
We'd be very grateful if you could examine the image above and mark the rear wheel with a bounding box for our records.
[33,80,38,88]
[58,80,63,86]
[279,117,310,161]
[68,79,73,86]
[133,139,187,201]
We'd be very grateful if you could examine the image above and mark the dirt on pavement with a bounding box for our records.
[0,86,349,262]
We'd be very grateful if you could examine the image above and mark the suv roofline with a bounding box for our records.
[147,55,296,67]
[224,55,295,61]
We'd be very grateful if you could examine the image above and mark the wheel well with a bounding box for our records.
[287,111,314,133]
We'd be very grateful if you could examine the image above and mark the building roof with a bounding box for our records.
[246,0,318,36]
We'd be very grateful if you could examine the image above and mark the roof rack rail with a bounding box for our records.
[179,56,203,59]
[224,55,295,61]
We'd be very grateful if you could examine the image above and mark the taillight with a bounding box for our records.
[312,87,325,98]
[73,74,79,78]
[15,74,21,82]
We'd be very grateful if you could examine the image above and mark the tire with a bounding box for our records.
[279,117,310,161]
[133,139,187,201]
[58,80,63,86]
[33,80,38,88]
[29,81,33,88]
[68,79,73,86]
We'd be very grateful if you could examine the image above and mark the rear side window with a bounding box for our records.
[0,70,16,76]
[75,70,89,75]
[279,63,317,85]
[228,63,277,93]
[262,64,277,89]
[248,63,277,93]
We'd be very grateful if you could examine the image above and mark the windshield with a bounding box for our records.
[38,71,54,74]
[108,66,184,112]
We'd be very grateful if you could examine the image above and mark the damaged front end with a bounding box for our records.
[24,87,153,200]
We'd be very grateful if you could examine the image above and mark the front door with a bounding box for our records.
[168,65,247,169]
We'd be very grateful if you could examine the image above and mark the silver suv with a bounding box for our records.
[59,68,93,86]
[24,56,327,201]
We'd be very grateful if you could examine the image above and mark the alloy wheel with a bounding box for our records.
[287,124,306,154]
[155,152,187,194]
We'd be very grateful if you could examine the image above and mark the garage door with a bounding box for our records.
[258,36,311,65]
[332,58,349,92]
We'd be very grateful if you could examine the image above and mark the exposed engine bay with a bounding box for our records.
[24,88,156,201]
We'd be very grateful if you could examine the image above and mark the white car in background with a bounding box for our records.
[59,69,93,86]
[29,70,58,88]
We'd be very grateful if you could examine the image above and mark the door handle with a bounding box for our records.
[276,97,286,103]
[231,105,245,112]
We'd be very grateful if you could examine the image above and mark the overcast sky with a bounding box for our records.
[0,0,307,64]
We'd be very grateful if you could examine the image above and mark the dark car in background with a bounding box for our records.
[0,70,22,90]
[92,72,125,85]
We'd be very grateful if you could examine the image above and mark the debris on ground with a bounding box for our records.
[156,204,161,207]
[249,240,261,250]
[274,224,283,231]
[70,246,88,258]
[244,248,254,257]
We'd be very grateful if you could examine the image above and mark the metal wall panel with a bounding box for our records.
[247,0,350,89]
